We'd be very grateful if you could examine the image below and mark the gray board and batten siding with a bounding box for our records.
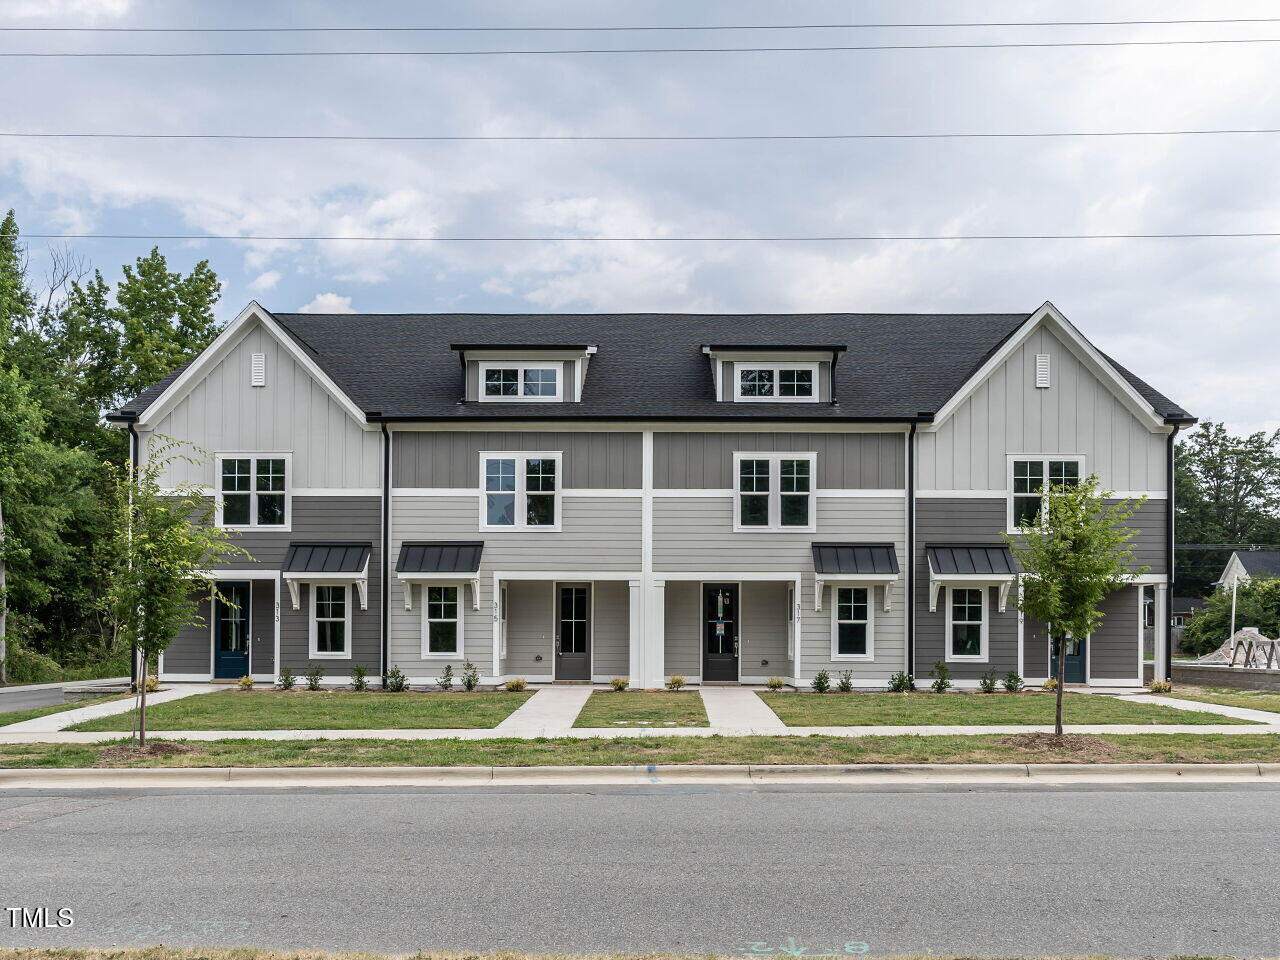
[653,432,903,490]
[394,431,642,489]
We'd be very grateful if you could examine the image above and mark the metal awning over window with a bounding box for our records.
[812,542,900,612]
[282,542,371,611]
[396,541,483,611]
[927,544,1017,613]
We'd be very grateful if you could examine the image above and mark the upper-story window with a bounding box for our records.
[735,363,819,403]
[218,455,289,529]
[479,363,562,402]
[733,453,816,532]
[1008,455,1083,529]
[481,452,562,530]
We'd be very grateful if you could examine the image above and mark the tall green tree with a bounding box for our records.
[1006,477,1144,735]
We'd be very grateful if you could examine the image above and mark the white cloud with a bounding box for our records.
[248,271,281,293]
[297,293,355,314]
[4,0,132,18]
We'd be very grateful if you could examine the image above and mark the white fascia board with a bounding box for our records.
[924,301,1167,434]
[134,301,372,431]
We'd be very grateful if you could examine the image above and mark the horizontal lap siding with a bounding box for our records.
[502,581,553,680]
[1091,586,1141,680]
[250,581,275,674]
[164,593,211,675]
[592,580,630,678]
[394,431,643,489]
[389,496,642,676]
[741,580,792,680]
[653,432,904,489]
[664,582,701,679]
[1124,500,1168,575]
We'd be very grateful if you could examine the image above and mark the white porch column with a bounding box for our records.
[628,579,643,685]
[644,579,666,689]
[1154,581,1170,682]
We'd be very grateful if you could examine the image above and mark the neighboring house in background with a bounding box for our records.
[1215,550,1280,591]
[107,300,1193,690]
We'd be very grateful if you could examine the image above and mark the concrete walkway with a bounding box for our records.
[1117,692,1280,725]
[0,683,218,733]
[698,686,787,732]
[493,685,594,736]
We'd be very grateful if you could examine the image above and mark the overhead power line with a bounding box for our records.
[4,127,1280,143]
[3,17,1279,33]
[4,37,1280,57]
[20,232,1280,243]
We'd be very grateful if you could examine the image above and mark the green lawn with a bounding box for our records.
[1166,685,1280,715]
[3,732,1280,769]
[68,690,534,731]
[0,694,130,729]
[573,691,709,728]
[759,691,1256,726]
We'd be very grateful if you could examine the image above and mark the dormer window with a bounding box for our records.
[736,364,817,401]
[702,345,843,405]
[481,364,561,401]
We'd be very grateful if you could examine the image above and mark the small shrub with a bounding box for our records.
[765,676,786,691]
[930,661,952,694]
[436,664,454,691]
[810,669,831,693]
[888,671,915,693]
[978,670,998,694]
[384,666,409,692]
[505,677,527,692]
[236,675,254,691]
[304,663,324,691]
[837,670,854,693]
[350,665,368,692]
[1149,679,1173,694]
[666,675,687,691]
[276,666,297,691]
[1002,671,1024,693]
[145,675,160,693]
[1042,677,1060,691]
[610,676,630,692]
[462,660,480,692]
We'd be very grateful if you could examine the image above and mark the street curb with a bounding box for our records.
[2,761,1278,789]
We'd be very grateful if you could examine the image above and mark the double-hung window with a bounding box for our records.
[310,584,350,658]
[1009,456,1082,529]
[735,363,819,402]
[947,587,987,661]
[423,585,460,657]
[481,452,562,530]
[219,455,289,528]
[733,453,816,531]
[479,363,562,401]
[832,586,873,659]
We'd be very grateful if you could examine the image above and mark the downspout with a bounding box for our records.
[380,422,391,687]
[1164,425,1180,683]
[906,421,917,679]
[127,422,140,694]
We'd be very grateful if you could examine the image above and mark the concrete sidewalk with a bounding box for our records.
[699,686,787,732]
[1118,692,1280,725]
[494,686,593,736]
[0,683,218,733]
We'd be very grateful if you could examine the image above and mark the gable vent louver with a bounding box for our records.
[251,352,266,387]
[1034,353,1051,389]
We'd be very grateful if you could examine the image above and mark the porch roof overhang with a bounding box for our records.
[812,542,900,612]
[926,543,1018,613]
[396,541,484,611]
[282,542,371,611]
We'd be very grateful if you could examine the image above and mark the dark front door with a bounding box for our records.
[1051,634,1087,684]
[214,581,251,679]
[555,583,591,680]
[703,583,740,682]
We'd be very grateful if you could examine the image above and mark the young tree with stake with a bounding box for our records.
[1006,476,1144,736]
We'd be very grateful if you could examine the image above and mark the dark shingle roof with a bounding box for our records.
[282,542,371,574]
[113,310,1192,423]
[811,542,900,575]
[927,544,1019,576]
[1236,550,1280,578]
[397,541,484,574]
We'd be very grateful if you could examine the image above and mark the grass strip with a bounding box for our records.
[1164,685,1280,715]
[573,690,709,727]
[3,732,1280,769]
[0,694,130,729]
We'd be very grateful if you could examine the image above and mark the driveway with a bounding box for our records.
[0,678,127,714]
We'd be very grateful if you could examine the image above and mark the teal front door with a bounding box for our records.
[1051,635,1086,684]
[213,581,251,679]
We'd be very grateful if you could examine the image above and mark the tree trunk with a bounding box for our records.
[138,656,147,749]
[1055,633,1068,737]
[0,497,7,686]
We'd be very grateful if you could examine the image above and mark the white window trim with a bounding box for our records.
[732,452,817,533]
[477,361,564,403]
[830,585,875,661]
[479,451,563,532]
[216,452,292,532]
[1006,454,1086,533]
[733,362,820,403]
[308,583,352,660]
[945,585,989,663]
[420,583,463,659]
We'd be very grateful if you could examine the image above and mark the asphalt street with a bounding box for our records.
[2,783,1278,957]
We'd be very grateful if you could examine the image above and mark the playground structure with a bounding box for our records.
[1194,627,1280,669]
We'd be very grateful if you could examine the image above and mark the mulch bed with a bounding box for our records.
[999,731,1121,759]
[95,741,197,764]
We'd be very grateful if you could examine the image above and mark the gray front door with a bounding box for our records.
[555,583,591,680]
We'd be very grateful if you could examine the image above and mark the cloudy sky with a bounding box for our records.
[1,0,1276,432]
